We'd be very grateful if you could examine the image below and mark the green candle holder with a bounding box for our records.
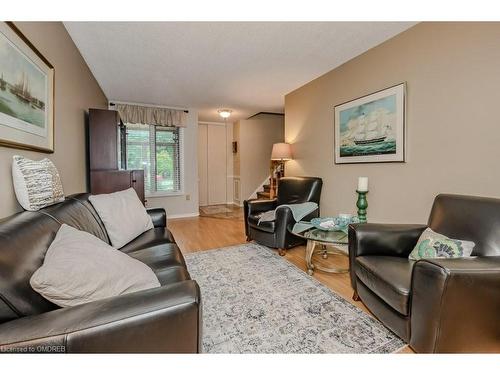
[356,190,368,223]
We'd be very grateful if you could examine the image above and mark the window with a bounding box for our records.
[122,124,182,195]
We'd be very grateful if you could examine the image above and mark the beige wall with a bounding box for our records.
[0,22,108,218]
[285,22,500,224]
[238,114,284,201]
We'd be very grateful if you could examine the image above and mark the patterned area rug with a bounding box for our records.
[185,243,406,353]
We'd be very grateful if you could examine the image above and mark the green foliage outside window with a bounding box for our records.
[124,125,181,194]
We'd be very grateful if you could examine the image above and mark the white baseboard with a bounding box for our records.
[167,212,200,219]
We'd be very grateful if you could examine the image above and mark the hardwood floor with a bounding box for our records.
[168,212,413,353]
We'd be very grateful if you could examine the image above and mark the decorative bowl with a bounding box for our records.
[310,216,359,232]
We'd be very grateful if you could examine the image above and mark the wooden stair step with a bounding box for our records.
[263,184,271,192]
[257,191,271,199]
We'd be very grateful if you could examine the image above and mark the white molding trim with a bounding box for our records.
[248,175,271,200]
[167,212,200,219]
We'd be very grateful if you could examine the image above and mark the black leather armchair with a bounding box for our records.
[348,194,500,353]
[244,177,322,255]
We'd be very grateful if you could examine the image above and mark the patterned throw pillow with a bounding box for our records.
[409,228,475,260]
[12,155,65,211]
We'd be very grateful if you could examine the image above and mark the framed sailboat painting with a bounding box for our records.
[0,22,54,153]
[334,83,406,164]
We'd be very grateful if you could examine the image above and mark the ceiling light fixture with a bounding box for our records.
[218,109,232,119]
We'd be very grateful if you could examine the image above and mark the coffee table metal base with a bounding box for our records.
[305,240,349,275]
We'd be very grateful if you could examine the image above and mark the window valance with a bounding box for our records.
[115,103,187,127]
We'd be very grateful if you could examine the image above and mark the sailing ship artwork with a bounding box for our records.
[0,22,54,152]
[0,34,46,132]
[334,83,406,164]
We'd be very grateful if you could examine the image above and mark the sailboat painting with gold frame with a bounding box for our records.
[0,22,54,153]
[334,83,405,164]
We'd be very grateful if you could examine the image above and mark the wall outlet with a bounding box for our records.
[186,194,191,201]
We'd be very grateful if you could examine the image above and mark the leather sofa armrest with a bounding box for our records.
[147,207,167,228]
[0,281,201,353]
[348,223,427,258]
[244,199,277,214]
[348,223,426,291]
[244,199,277,237]
[410,256,500,353]
[274,206,319,249]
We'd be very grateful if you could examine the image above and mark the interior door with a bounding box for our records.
[207,124,227,205]
[198,124,208,206]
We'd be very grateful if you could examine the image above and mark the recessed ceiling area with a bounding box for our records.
[64,22,416,122]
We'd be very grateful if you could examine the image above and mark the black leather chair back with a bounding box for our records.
[428,194,500,256]
[277,177,323,206]
[0,194,109,324]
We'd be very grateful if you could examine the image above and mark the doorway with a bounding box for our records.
[198,122,228,206]
[198,122,241,219]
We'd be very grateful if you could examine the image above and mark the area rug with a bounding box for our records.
[199,205,243,220]
[184,243,406,353]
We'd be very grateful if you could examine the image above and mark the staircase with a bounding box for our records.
[256,178,277,200]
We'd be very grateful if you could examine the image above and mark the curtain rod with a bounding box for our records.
[109,102,189,113]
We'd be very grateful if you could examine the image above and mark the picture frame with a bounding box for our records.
[334,82,406,164]
[0,22,55,153]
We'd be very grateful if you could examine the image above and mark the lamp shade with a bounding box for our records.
[271,143,293,160]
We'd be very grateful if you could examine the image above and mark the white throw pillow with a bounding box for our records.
[12,155,65,211]
[89,188,154,248]
[30,224,160,307]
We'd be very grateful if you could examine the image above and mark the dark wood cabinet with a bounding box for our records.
[90,170,145,203]
[88,109,120,171]
[87,108,145,203]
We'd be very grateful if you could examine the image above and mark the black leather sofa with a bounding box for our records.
[244,177,322,255]
[349,194,500,353]
[0,193,201,353]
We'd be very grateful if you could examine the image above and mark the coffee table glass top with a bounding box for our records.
[289,223,348,245]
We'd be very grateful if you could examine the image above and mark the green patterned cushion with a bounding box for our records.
[409,228,475,260]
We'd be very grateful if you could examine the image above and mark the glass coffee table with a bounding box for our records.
[289,223,349,276]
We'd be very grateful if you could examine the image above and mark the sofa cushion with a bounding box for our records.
[39,196,110,244]
[124,238,190,286]
[30,224,160,308]
[248,213,275,233]
[89,188,153,248]
[355,256,415,316]
[127,243,186,270]
[119,227,176,253]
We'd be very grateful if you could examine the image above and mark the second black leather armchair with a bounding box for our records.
[348,194,500,353]
[244,177,322,255]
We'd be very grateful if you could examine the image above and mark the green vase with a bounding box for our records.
[356,190,368,223]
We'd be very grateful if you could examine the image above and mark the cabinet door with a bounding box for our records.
[90,170,145,204]
[88,109,119,170]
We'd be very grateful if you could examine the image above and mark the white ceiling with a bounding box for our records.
[64,22,416,122]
